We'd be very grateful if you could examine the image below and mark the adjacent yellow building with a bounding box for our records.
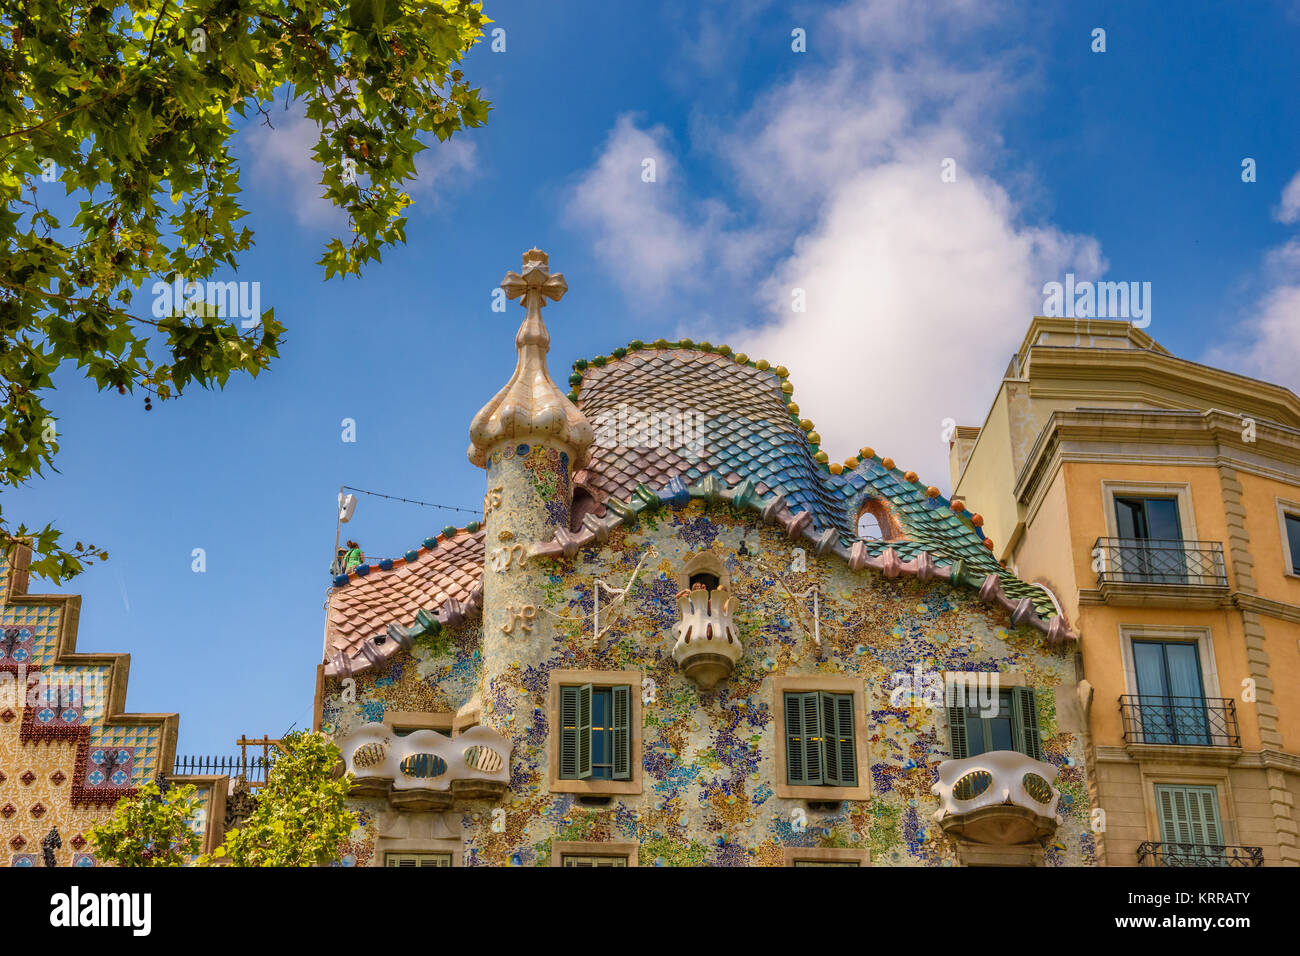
[952,316,1300,866]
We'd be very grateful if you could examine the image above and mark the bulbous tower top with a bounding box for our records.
[468,248,594,469]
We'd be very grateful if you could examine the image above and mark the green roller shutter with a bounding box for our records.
[611,684,631,780]
[947,703,969,759]
[1012,687,1043,760]
[821,692,857,786]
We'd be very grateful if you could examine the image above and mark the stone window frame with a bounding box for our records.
[936,670,1029,752]
[1117,624,1222,701]
[373,837,463,867]
[383,710,455,737]
[1274,496,1300,579]
[1136,765,1240,849]
[955,843,1044,867]
[547,668,643,796]
[1100,480,1200,542]
[782,846,870,867]
[772,674,870,801]
[551,840,639,867]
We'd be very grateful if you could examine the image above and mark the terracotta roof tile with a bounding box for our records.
[324,530,485,675]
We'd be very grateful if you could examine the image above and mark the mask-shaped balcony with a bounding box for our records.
[672,586,742,689]
[337,723,511,811]
[931,750,1061,846]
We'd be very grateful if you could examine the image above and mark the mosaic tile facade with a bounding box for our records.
[318,254,1094,866]
[322,505,1094,866]
[0,544,181,866]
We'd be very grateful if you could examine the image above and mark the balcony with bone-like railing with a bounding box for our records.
[672,587,742,689]
[931,750,1061,847]
[337,723,511,810]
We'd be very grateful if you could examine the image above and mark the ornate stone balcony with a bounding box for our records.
[672,587,742,689]
[931,750,1061,846]
[338,723,511,811]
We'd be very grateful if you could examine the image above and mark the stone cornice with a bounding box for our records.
[1234,592,1300,625]
[1016,407,1300,508]
[1022,345,1300,427]
[1096,745,1300,774]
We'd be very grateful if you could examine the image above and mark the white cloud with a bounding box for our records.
[1204,234,1300,390]
[566,115,768,302]
[566,0,1103,490]
[1276,170,1300,224]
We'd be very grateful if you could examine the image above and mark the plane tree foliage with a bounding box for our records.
[0,0,490,581]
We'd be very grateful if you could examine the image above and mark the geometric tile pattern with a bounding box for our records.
[0,543,179,866]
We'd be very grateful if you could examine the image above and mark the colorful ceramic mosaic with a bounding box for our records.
[317,250,1096,867]
[0,544,180,866]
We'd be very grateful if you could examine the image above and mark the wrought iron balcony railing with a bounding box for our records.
[1119,695,1240,747]
[1137,841,1263,867]
[1093,537,1227,587]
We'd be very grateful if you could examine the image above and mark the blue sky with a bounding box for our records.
[11,0,1300,758]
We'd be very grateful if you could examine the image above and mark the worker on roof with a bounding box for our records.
[343,540,364,572]
[329,546,348,577]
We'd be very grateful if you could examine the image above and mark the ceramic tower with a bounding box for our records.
[468,248,594,740]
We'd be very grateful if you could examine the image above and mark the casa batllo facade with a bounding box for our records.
[315,250,1096,868]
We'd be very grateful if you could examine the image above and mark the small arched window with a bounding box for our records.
[857,512,884,541]
[856,498,899,541]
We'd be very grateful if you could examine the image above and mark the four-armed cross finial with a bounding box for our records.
[500,247,568,309]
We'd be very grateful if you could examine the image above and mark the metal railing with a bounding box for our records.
[1094,537,1227,587]
[1119,695,1240,747]
[172,754,275,787]
[1137,842,1263,867]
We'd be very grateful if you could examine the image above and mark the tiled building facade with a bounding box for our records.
[0,541,223,865]
[316,251,1094,867]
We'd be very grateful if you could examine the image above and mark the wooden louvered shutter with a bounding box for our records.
[611,685,632,780]
[820,693,840,785]
[1012,687,1043,760]
[785,693,806,785]
[1157,784,1223,863]
[1192,788,1223,846]
[786,692,823,786]
[1158,785,1223,846]
[947,703,969,759]
[576,683,593,779]
[802,692,824,786]
[822,692,857,786]
[560,685,580,779]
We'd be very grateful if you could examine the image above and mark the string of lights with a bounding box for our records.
[341,485,483,516]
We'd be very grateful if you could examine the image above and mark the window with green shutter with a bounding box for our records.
[785,691,856,787]
[947,687,1043,760]
[1155,784,1225,864]
[561,854,629,867]
[559,684,632,781]
[385,852,452,867]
